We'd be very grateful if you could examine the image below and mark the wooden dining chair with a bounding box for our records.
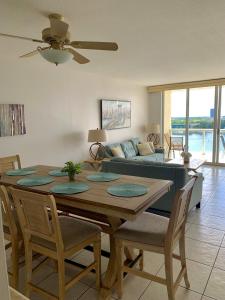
[10,187,101,300]
[0,185,23,289]
[115,177,196,300]
[0,155,21,174]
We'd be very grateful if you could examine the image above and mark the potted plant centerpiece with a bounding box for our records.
[62,161,82,181]
[181,146,192,163]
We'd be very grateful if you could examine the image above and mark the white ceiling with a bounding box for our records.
[1,0,225,85]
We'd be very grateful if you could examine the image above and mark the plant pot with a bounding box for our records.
[68,174,75,181]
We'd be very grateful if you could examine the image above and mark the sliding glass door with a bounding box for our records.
[188,87,215,162]
[163,85,225,164]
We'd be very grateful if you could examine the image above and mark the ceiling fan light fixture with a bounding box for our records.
[38,48,73,65]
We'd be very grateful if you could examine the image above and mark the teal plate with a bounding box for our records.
[50,182,89,195]
[107,184,148,197]
[48,170,68,177]
[17,176,54,187]
[6,169,36,176]
[87,172,121,182]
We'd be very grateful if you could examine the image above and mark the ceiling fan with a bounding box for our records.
[0,13,118,65]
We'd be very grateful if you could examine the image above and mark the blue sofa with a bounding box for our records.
[101,157,203,214]
[104,137,164,162]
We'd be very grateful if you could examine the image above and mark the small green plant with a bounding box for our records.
[62,161,82,181]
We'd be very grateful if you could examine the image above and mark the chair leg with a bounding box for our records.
[165,252,175,300]
[11,240,19,289]
[179,234,190,289]
[139,249,144,271]
[93,237,101,290]
[58,256,65,300]
[168,148,171,159]
[25,245,32,298]
[116,240,124,299]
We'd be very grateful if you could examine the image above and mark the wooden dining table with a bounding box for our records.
[0,165,172,299]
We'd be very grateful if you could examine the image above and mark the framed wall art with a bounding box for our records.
[0,104,26,137]
[100,99,131,130]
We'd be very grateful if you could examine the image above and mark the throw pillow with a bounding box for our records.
[137,142,154,156]
[111,146,125,158]
[148,141,155,153]
[121,141,136,158]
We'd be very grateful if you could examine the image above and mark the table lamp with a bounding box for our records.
[88,128,107,160]
[146,123,160,146]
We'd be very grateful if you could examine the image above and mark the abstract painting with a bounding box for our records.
[0,104,26,137]
[101,100,131,130]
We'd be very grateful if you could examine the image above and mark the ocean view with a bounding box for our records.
[172,129,225,162]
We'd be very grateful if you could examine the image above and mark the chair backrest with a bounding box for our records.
[10,188,63,250]
[165,177,197,247]
[0,185,19,238]
[171,136,184,147]
[0,155,21,174]
[164,133,171,147]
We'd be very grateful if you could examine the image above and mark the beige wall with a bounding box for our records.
[0,58,149,167]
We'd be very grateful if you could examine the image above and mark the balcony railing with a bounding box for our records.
[171,128,225,156]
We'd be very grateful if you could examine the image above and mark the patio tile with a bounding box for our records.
[113,274,150,300]
[187,213,225,231]
[186,224,224,246]
[140,283,202,300]
[205,268,225,300]
[158,259,211,294]
[175,238,219,266]
[78,288,116,300]
[30,272,89,300]
[215,248,225,271]
[71,249,109,274]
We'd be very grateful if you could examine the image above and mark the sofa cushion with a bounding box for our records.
[111,146,125,158]
[137,142,154,156]
[121,141,136,158]
[130,137,140,155]
[105,143,121,157]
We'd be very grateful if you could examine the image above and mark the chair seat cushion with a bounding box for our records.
[32,216,101,251]
[114,212,169,247]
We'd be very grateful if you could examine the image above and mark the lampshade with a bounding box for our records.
[38,48,73,65]
[88,129,107,142]
[145,123,160,133]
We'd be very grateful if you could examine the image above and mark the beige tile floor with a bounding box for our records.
[6,165,225,300]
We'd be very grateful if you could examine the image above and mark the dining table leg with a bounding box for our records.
[99,217,122,300]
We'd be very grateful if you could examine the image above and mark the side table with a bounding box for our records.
[84,159,109,171]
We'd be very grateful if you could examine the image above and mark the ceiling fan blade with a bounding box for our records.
[70,41,118,51]
[20,47,50,58]
[0,33,45,43]
[50,18,69,39]
[67,48,90,64]
[20,50,39,58]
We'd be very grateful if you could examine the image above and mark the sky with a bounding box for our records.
[171,87,225,118]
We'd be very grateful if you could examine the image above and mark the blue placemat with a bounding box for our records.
[17,176,54,186]
[107,183,148,197]
[48,169,68,177]
[86,172,121,182]
[50,182,89,194]
[6,169,36,176]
